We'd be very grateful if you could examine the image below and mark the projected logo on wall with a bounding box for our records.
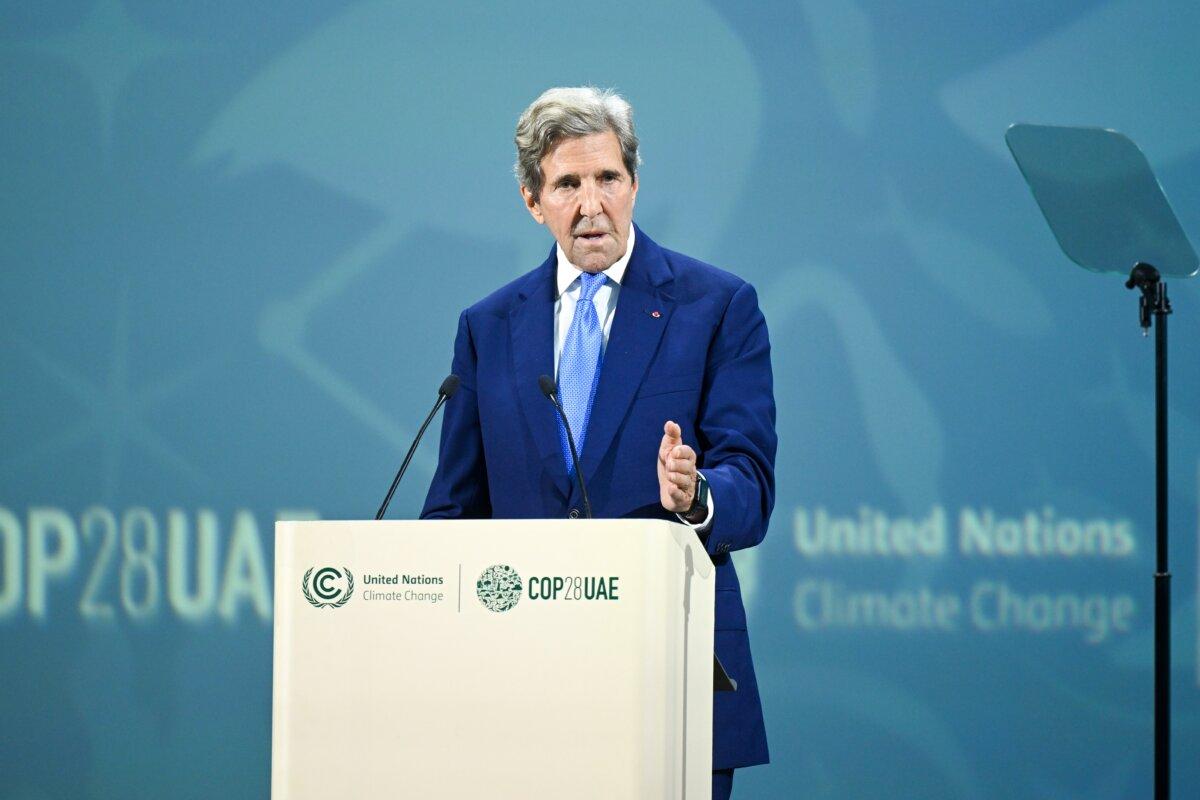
[476,565,523,613]
[302,566,355,609]
[789,503,1151,646]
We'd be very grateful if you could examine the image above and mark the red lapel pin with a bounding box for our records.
[650,310,661,318]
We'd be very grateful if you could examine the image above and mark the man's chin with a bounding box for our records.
[570,247,619,273]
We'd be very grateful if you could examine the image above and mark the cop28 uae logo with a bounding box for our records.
[302,566,355,608]
[476,564,522,612]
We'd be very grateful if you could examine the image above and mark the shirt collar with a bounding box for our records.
[555,225,635,298]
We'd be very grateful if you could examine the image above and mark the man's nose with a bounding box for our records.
[578,181,602,218]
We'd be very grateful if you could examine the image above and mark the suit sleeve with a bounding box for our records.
[696,281,776,556]
[420,309,492,519]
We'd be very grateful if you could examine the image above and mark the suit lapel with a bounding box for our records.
[580,227,676,482]
[511,251,572,501]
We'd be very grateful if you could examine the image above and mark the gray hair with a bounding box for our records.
[514,87,641,201]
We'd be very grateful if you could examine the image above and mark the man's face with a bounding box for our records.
[522,130,638,273]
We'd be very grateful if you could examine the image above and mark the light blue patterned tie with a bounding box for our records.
[557,272,606,474]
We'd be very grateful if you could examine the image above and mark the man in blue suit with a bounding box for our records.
[422,87,775,799]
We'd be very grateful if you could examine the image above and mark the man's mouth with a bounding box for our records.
[576,232,608,242]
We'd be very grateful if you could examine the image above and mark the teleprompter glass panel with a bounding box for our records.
[1006,124,1197,278]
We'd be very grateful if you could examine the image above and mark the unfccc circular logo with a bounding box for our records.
[302,566,355,609]
[476,564,522,613]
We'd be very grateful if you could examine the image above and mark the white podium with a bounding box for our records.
[272,519,715,799]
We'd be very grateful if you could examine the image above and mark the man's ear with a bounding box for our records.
[520,185,545,225]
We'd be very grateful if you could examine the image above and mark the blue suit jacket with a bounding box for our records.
[421,225,775,770]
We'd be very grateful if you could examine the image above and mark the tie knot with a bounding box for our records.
[578,272,606,302]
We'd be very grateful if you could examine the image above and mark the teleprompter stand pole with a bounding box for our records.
[1125,262,1172,800]
[1006,124,1195,800]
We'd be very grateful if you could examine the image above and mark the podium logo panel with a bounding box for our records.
[302,566,355,608]
[476,564,523,613]
[474,564,623,614]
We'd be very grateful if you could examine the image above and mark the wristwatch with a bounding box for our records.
[683,471,710,524]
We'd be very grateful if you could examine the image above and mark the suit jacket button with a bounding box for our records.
[569,508,581,519]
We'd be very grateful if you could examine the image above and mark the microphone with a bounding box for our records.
[538,374,593,519]
[375,374,461,520]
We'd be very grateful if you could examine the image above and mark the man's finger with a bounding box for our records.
[666,471,692,489]
[667,458,694,473]
[662,420,682,444]
[659,426,682,463]
[668,448,694,466]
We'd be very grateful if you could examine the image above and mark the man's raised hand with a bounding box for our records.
[658,420,697,513]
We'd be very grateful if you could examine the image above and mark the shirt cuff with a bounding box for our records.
[676,471,714,534]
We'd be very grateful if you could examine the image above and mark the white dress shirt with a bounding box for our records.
[552,226,714,532]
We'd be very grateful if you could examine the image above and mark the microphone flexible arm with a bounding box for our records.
[539,374,593,519]
[375,375,460,520]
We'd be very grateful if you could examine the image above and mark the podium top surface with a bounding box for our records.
[275,518,713,580]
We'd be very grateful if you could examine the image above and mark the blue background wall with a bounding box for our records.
[2,1,1198,797]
